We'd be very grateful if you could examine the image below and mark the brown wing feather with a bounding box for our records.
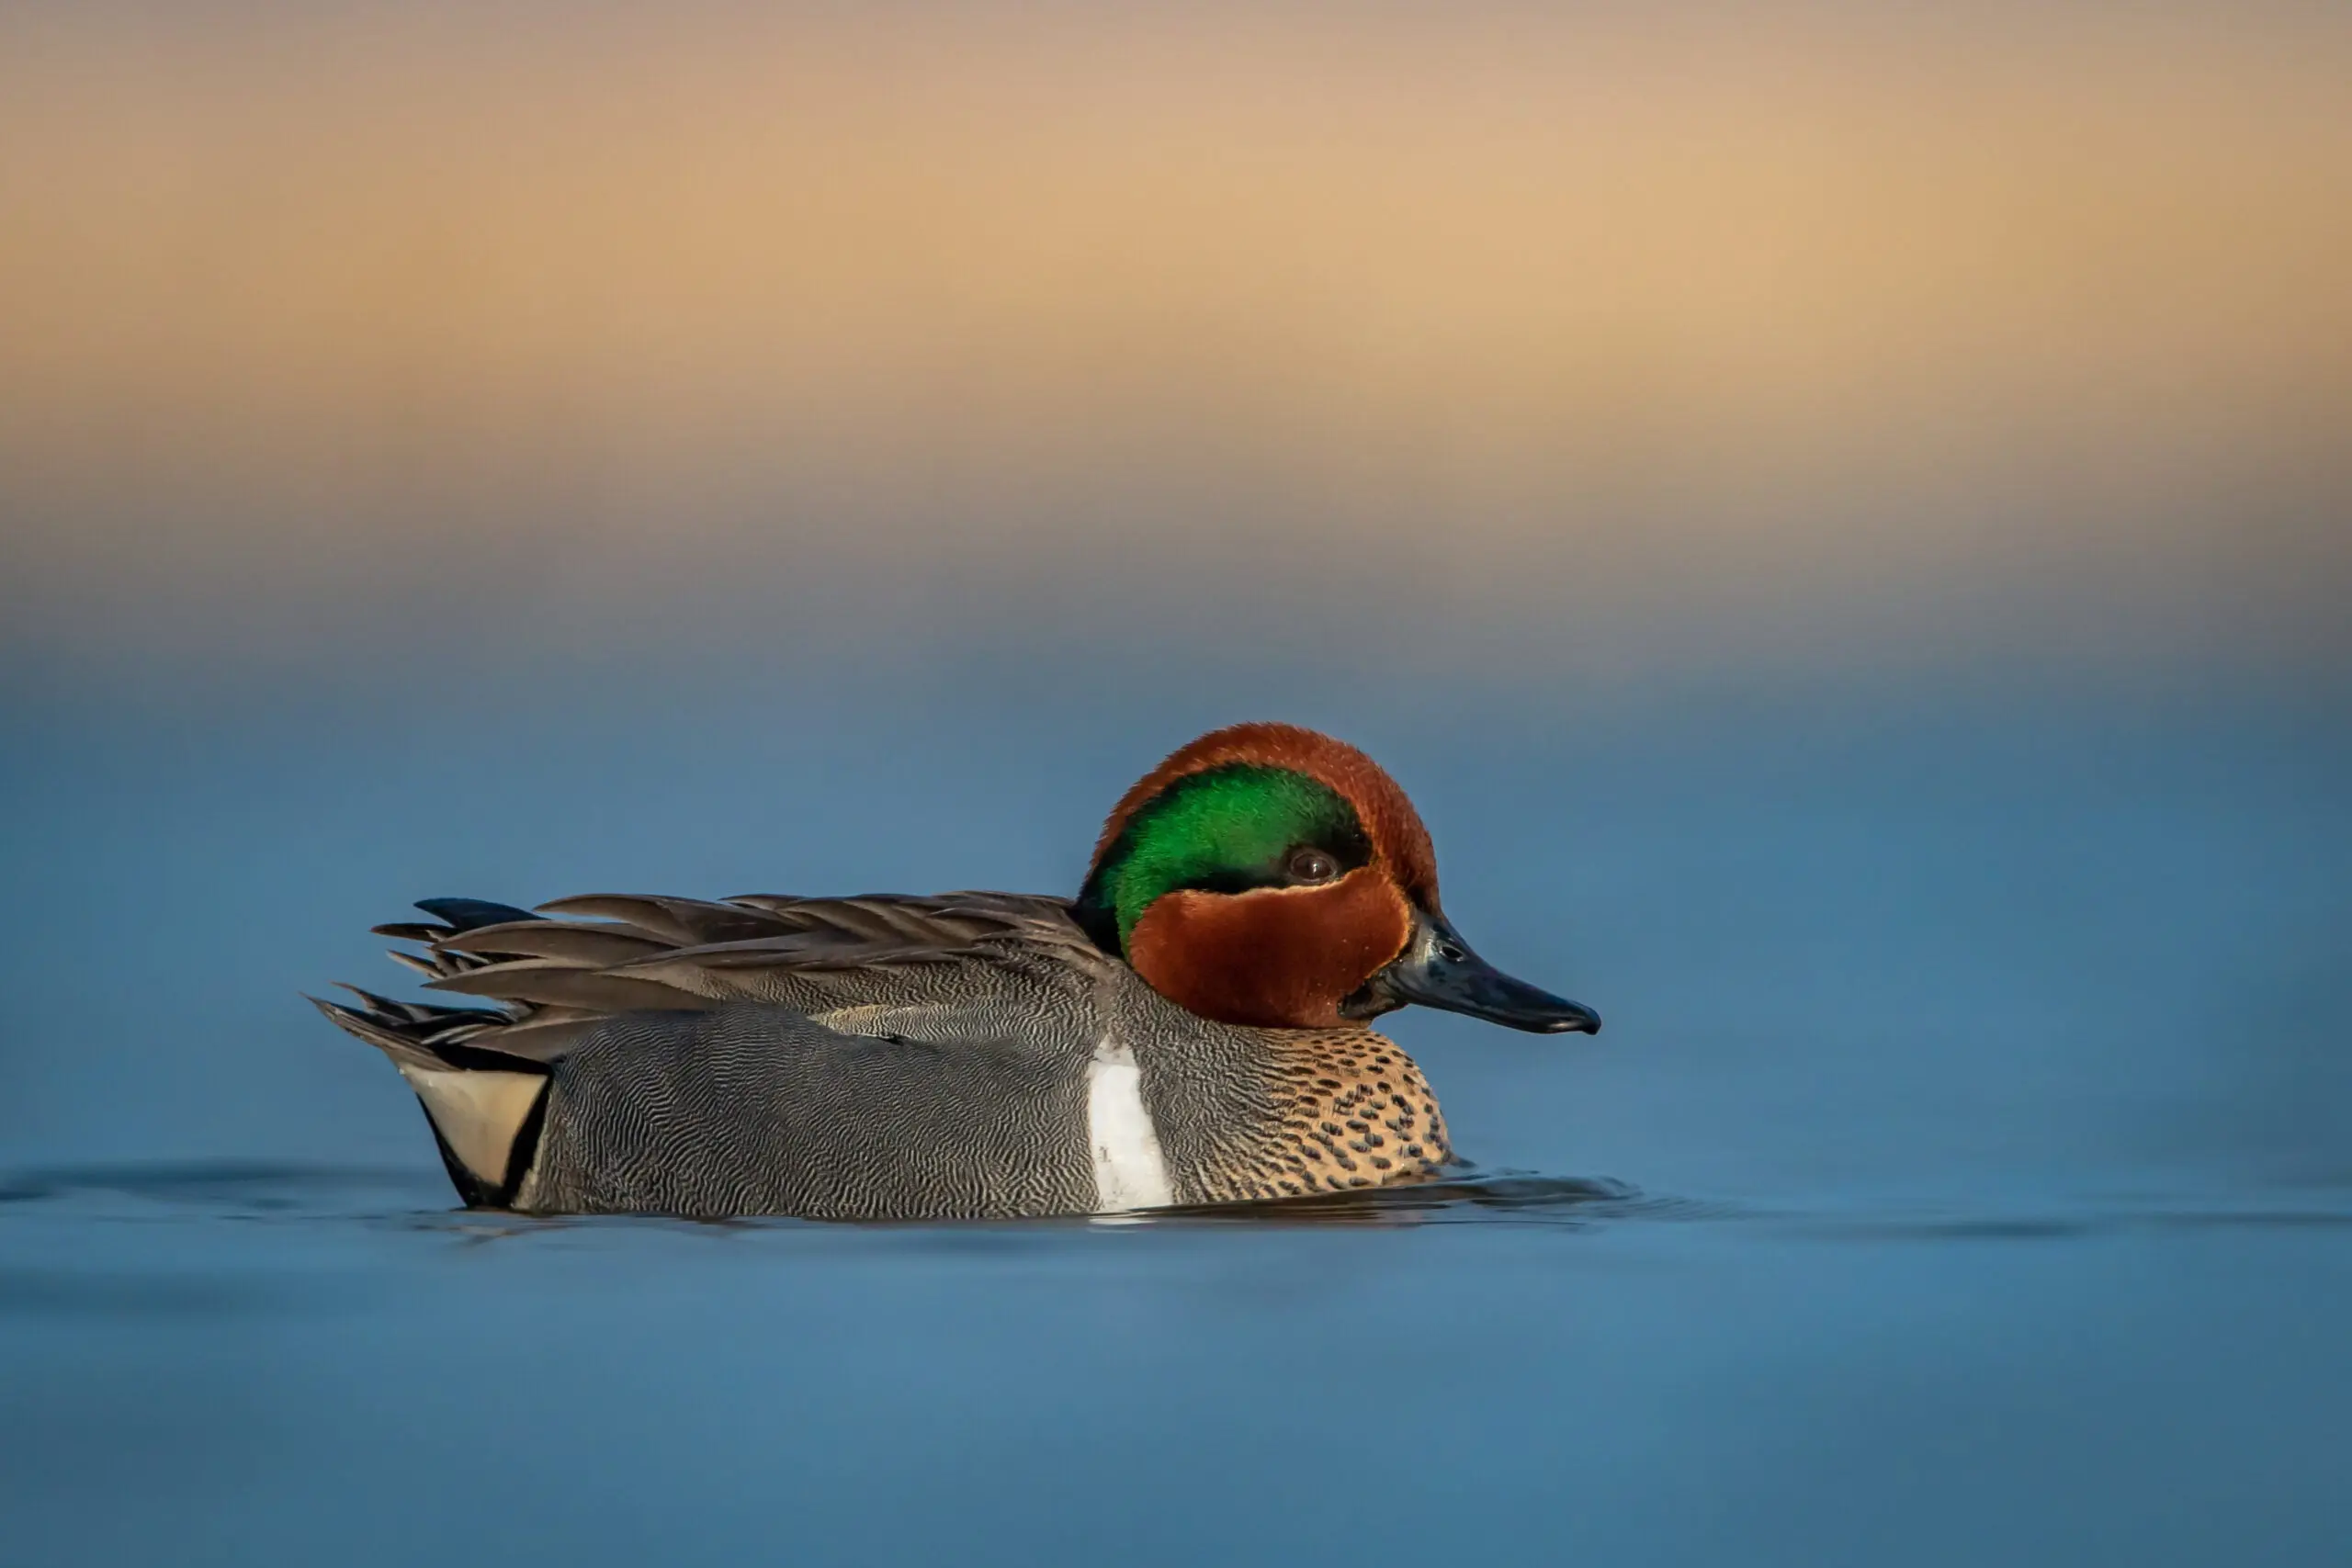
[328,890,1106,1066]
[434,921,673,966]
[423,963,716,1015]
[534,894,791,947]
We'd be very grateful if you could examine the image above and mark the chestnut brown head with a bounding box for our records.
[1074,723,1600,1034]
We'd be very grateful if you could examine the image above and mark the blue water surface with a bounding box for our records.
[3,678,2346,1565]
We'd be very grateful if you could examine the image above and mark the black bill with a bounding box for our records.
[1349,910,1601,1034]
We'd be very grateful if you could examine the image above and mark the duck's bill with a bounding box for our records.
[1352,913,1601,1035]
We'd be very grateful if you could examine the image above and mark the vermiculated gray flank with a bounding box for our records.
[530,1005,1097,1219]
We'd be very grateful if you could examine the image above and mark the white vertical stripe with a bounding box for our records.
[1086,1037,1173,1213]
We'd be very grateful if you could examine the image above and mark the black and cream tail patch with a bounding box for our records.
[399,1064,550,1208]
[308,990,553,1208]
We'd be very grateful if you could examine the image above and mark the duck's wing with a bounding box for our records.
[316,889,1107,1067]
[310,892,1113,1212]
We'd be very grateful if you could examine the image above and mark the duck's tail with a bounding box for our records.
[309,898,558,1208]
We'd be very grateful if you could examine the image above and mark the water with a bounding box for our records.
[3,682,2347,1565]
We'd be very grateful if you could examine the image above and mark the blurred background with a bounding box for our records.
[6,2,2347,692]
[2,5,2347,1564]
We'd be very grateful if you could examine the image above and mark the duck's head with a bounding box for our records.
[1074,722,1600,1035]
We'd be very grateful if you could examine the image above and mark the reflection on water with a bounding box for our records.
[0,1161,430,1211]
[10,1156,2346,1241]
[0,1160,1649,1231]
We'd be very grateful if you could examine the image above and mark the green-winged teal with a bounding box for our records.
[313,722,1600,1218]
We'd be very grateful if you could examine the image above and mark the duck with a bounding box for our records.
[311,722,1600,1219]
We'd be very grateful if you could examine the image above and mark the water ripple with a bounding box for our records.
[6,1159,2346,1243]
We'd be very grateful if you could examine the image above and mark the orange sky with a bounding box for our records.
[3,4,2347,682]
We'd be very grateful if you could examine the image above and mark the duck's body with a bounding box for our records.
[323,890,1451,1218]
[315,724,1595,1220]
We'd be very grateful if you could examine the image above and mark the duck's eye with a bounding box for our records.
[1284,845,1340,884]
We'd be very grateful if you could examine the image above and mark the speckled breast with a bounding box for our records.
[1113,971,1454,1207]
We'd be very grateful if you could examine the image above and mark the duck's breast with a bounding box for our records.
[1113,973,1453,1206]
